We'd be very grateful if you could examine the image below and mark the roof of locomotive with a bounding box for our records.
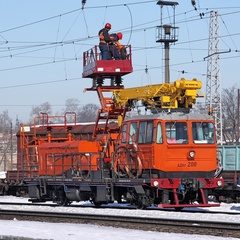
[16,121,118,136]
[124,110,214,122]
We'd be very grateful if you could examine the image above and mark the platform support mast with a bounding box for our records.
[205,11,223,144]
[156,1,179,83]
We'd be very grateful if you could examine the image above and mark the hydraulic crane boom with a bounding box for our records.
[112,78,203,109]
[84,78,204,137]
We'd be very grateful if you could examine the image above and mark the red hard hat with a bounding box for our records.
[105,23,111,29]
[117,32,122,40]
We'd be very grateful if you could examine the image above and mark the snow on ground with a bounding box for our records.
[0,196,239,240]
[0,196,239,223]
[0,220,239,240]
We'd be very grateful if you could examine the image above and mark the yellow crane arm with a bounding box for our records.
[113,78,203,109]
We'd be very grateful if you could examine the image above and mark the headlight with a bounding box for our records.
[217,180,223,186]
[189,151,195,158]
[153,181,159,187]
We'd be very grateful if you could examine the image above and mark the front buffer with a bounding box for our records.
[151,177,224,209]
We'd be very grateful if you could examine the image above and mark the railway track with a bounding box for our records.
[0,209,239,238]
[0,201,239,215]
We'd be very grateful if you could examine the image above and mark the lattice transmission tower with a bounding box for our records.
[205,10,223,144]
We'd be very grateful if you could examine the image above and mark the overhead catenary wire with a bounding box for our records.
[0,1,239,125]
[1,27,239,63]
[0,13,238,51]
[184,11,194,62]
[220,15,240,56]
[0,2,239,88]
[0,5,239,55]
[0,26,239,76]
[53,15,62,62]
[141,28,151,85]
[0,76,81,89]
[0,51,239,91]
[124,4,133,45]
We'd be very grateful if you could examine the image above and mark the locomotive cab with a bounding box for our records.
[115,111,219,179]
[113,111,224,208]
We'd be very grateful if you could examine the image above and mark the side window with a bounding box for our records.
[121,124,127,143]
[146,121,153,143]
[156,123,163,144]
[176,122,188,143]
[192,122,214,144]
[166,122,176,143]
[129,122,137,144]
[138,121,153,144]
[138,122,145,144]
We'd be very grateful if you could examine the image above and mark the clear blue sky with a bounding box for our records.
[0,0,239,123]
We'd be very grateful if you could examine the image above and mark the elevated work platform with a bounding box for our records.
[82,45,133,79]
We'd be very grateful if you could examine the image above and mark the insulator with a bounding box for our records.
[82,0,86,9]
[97,77,104,86]
[115,76,122,86]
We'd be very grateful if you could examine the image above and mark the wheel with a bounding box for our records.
[58,193,71,206]
[136,202,147,210]
[93,202,102,208]
[174,207,183,211]
[137,196,150,210]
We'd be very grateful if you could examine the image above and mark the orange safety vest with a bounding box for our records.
[110,33,124,51]
[99,28,112,44]
[115,41,124,51]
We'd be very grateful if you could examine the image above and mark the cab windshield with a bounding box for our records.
[164,121,215,144]
[165,122,188,144]
[192,122,215,144]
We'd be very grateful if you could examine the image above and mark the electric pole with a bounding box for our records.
[205,11,223,144]
[156,1,179,83]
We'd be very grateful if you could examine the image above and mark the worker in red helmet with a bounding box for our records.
[116,32,122,40]
[105,23,111,29]
[110,32,126,60]
[98,23,115,60]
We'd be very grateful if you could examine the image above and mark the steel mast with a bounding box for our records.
[205,11,223,144]
[156,1,179,84]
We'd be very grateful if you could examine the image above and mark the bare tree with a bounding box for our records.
[0,110,12,134]
[0,110,14,171]
[62,98,80,114]
[77,103,99,122]
[222,86,239,144]
[29,102,52,123]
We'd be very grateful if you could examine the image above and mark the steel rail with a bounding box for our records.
[0,209,239,238]
[0,201,239,215]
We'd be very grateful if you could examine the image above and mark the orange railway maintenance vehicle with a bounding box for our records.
[15,45,224,209]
